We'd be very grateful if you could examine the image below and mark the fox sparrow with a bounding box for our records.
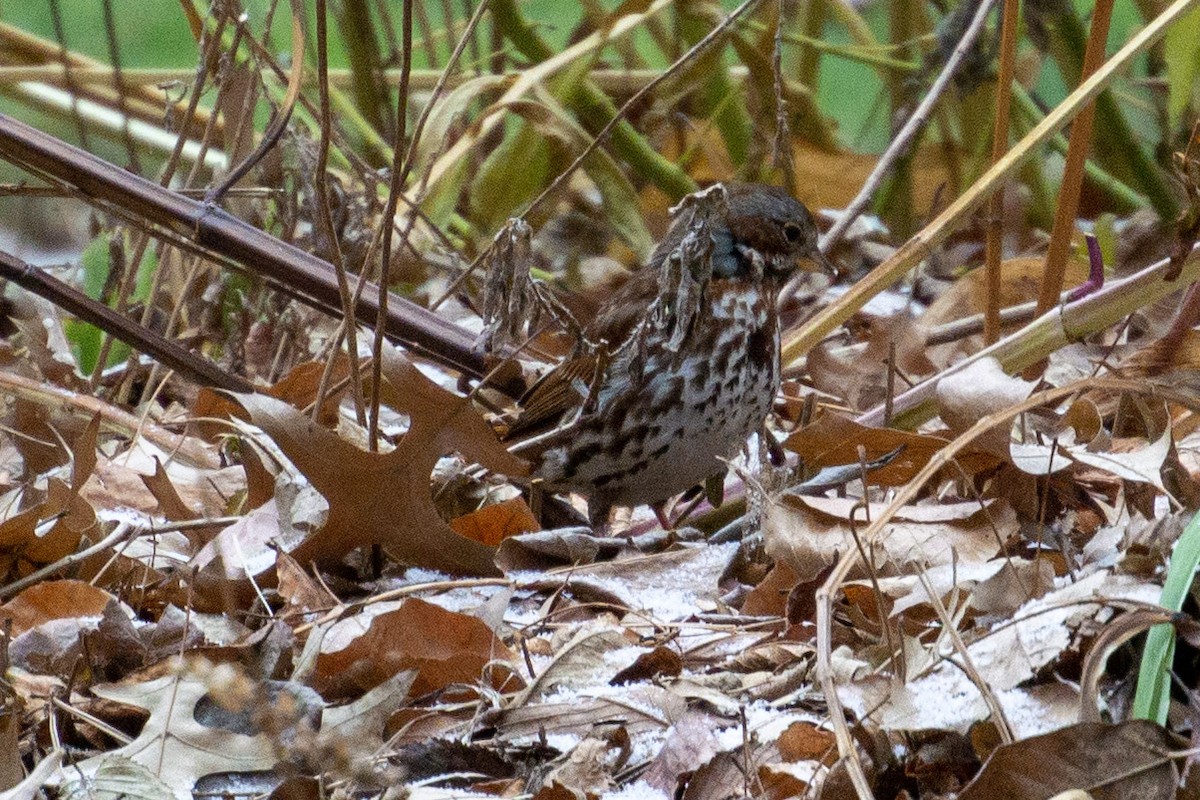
[506,183,830,524]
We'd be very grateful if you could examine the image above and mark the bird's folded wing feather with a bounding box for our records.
[504,268,663,442]
[502,355,596,440]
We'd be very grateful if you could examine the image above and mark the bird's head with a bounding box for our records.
[716,183,835,279]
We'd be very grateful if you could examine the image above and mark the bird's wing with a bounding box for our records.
[501,354,597,440]
[582,265,661,346]
[504,267,661,441]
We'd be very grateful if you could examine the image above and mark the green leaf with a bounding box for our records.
[469,116,553,233]
[79,233,111,300]
[1133,509,1200,724]
[1165,5,1200,129]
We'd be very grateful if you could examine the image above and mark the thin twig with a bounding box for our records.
[1032,0,1114,320]
[370,0,415,449]
[818,0,997,255]
[314,0,366,425]
[983,0,1019,345]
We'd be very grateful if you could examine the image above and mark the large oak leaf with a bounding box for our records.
[235,345,528,575]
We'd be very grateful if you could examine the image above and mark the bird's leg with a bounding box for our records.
[587,496,614,533]
[528,479,544,526]
[762,424,788,468]
[651,502,673,530]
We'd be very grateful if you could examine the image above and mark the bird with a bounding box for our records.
[504,182,832,526]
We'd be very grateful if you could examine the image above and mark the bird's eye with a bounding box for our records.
[783,222,803,243]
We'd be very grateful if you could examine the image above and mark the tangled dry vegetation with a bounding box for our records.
[3,1,1200,798]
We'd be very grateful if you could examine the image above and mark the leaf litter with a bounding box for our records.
[5,220,1200,800]
[4,27,1200,800]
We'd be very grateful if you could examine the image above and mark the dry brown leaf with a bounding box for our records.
[8,595,143,677]
[450,497,541,547]
[936,357,1036,456]
[920,256,1091,367]
[757,763,816,800]
[741,561,800,617]
[67,666,282,796]
[275,552,335,621]
[522,543,739,621]
[868,557,1056,621]
[1011,421,1171,490]
[680,751,747,800]
[958,720,1180,800]
[70,413,99,495]
[640,710,727,795]
[497,684,685,743]
[543,736,619,796]
[193,357,352,441]
[531,781,589,800]
[189,500,291,608]
[314,597,522,700]
[514,628,631,704]
[775,721,837,763]
[140,457,200,521]
[39,488,98,566]
[0,705,20,793]
[315,668,416,784]
[764,495,1013,581]
[808,314,936,410]
[840,571,1160,736]
[609,645,683,685]
[81,440,244,523]
[783,412,998,486]
[0,578,113,636]
[235,344,528,574]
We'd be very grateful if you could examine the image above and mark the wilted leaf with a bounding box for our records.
[808,314,935,410]
[639,710,726,795]
[59,755,175,800]
[839,571,1160,735]
[765,495,1013,581]
[937,357,1036,456]
[741,561,800,617]
[498,684,685,743]
[523,543,739,621]
[783,412,998,486]
[0,579,113,636]
[69,667,278,799]
[609,645,683,685]
[514,627,631,704]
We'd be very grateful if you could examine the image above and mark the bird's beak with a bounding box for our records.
[801,247,838,278]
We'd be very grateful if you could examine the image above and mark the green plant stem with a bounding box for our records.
[490,0,696,200]
[680,3,752,166]
[336,0,391,144]
[1011,83,1144,213]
